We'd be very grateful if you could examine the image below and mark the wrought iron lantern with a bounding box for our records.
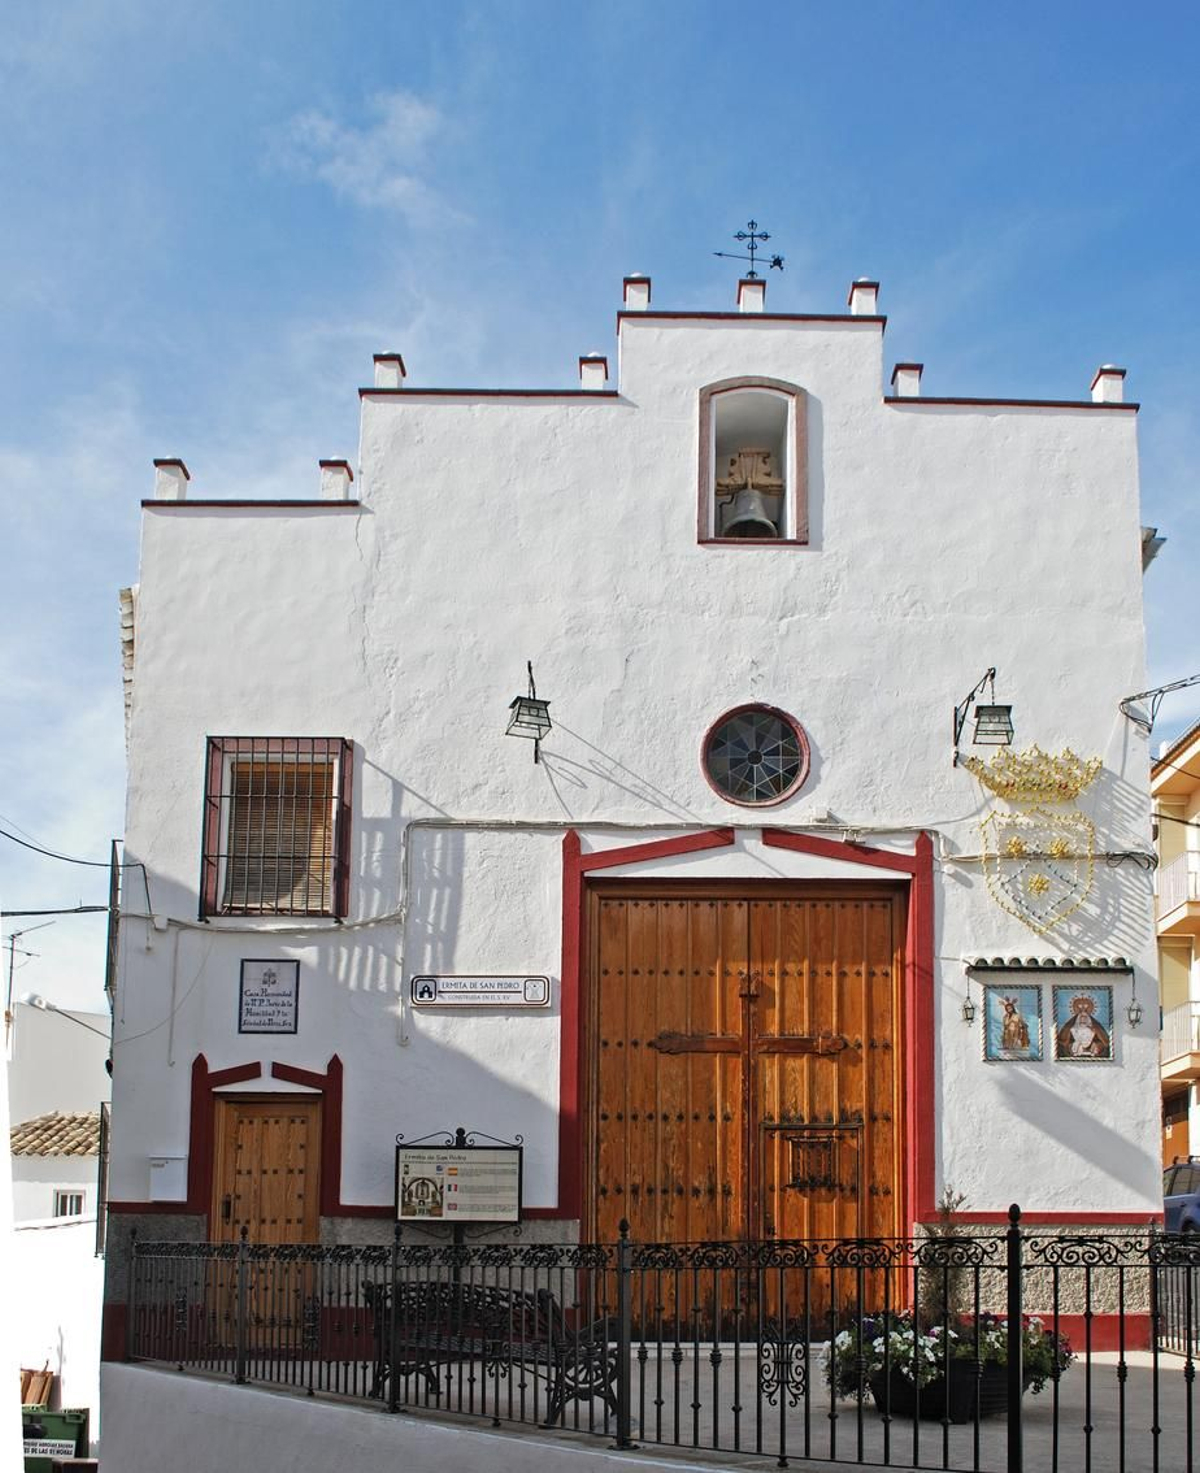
[953,668,1014,764]
[972,704,1015,746]
[506,662,551,763]
[961,976,977,1025]
[1126,982,1144,1030]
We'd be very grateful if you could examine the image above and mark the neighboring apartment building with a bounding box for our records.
[1152,721,1200,1163]
[103,271,1164,1367]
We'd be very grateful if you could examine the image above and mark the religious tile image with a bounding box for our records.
[1052,984,1114,1062]
[983,984,1042,1062]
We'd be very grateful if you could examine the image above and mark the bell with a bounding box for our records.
[722,488,779,539]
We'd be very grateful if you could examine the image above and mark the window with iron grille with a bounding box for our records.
[200,737,353,918]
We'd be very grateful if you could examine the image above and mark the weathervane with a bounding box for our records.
[714,219,784,279]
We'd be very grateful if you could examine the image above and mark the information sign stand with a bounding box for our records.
[395,1124,523,1251]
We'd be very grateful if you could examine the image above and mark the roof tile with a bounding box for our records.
[10,1111,101,1158]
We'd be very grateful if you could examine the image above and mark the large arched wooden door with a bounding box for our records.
[587,884,905,1250]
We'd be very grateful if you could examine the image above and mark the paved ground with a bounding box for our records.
[398,1347,1197,1472]
[154,1345,1198,1472]
[605,1349,1196,1472]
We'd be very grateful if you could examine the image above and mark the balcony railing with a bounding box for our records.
[1157,851,1200,918]
[1162,1000,1200,1063]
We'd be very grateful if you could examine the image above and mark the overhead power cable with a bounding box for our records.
[2,906,110,918]
[0,825,122,868]
[0,825,154,914]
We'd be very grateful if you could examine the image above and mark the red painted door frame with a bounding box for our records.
[557,827,935,1229]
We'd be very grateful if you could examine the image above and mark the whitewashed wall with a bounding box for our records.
[110,293,1160,1220]
[12,1156,97,1224]
[13,1218,103,1439]
[8,1004,109,1125]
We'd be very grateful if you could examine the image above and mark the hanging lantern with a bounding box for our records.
[973,704,1015,747]
[506,662,552,762]
[953,668,1015,765]
[961,972,977,1024]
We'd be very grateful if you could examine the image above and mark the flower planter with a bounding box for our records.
[868,1360,1012,1424]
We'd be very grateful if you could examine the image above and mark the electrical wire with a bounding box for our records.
[2,906,110,917]
[112,935,215,1047]
[1152,751,1200,785]
[1156,813,1200,833]
[0,825,123,868]
[0,825,154,915]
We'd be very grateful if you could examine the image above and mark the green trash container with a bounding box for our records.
[22,1407,89,1473]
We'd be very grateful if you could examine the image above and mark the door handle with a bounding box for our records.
[222,1195,232,1223]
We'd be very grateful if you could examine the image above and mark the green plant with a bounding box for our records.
[827,1311,1075,1398]
[918,1185,969,1323]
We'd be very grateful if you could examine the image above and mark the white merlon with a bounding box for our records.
[578,354,609,391]
[1091,365,1126,404]
[847,279,880,316]
[373,354,407,389]
[152,459,189,501]
[318,460,355,500]
[622,275,651,311]
[737,278,766,313]
[890,363,923,398]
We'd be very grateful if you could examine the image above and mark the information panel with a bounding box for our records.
[395,1144,522,1223]
[238,959,300,1034]
[410,975,550,1008]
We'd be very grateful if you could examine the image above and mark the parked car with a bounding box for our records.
[1164,1158,1200,1232]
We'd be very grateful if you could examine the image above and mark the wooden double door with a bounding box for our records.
[588,885,905,1248]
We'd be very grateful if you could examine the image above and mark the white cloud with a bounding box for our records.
[271,90,451,219]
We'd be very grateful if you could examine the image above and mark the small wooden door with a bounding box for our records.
[211,1096,322,1244]
[588,888,904,1246]
[209,1097,322,1355]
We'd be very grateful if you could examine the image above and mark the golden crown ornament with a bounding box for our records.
[968,745,1103,937]
[961,746,1101,803]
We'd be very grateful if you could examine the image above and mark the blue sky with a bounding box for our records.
[2,1,1198,1008]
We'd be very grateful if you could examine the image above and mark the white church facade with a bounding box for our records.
[102,271,1163,1359]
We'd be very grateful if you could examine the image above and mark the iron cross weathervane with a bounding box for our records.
[714,219,784,279]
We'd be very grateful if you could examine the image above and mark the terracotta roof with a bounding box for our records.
[10,1111,101,1158]
[1153,715,1200,778]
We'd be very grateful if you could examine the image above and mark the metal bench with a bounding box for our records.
[365,1278,619,1426]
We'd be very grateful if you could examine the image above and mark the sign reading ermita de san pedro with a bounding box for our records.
[396,1144,522,1224]
[409,974,550,1008]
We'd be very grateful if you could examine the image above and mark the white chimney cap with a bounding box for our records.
[373,354,407,389]
[153,459,190,500]
[1090,364,1127,403]
[319,459,355,500]
[623,275,652,310]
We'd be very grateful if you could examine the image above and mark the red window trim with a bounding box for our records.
[698,377,809,546]
[199,736,354,920]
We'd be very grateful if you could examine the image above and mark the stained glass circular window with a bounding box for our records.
[702,705,810,807]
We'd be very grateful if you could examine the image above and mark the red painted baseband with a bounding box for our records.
[1051,1314,1152,1353]
[101,1302,127,1362]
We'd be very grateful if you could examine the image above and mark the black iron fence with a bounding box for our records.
[128,1210,1200,1472]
